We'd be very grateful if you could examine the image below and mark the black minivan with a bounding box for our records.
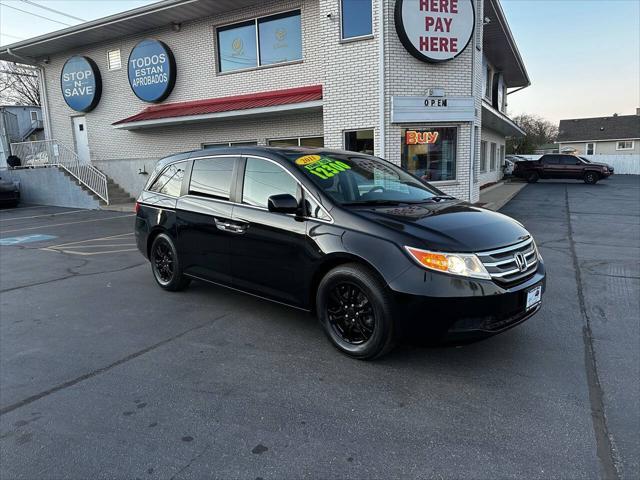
[135,147,545,359]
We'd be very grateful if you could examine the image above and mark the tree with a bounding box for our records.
[507,114,558,154]
[0,61,41,106]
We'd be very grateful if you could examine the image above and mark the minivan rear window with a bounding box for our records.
[189,157,236,200]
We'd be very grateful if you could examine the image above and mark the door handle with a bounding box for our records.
[214,218,247,234]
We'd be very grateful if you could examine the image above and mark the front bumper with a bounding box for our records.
[0,190,20,204]
[390,261,546,341]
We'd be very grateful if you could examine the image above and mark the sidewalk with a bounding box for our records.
[478,180,527,211]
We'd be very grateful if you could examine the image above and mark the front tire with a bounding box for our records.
[527,172,539,183]
[150,233,191,291]
[584,171,599,184]
[316,263,396,360]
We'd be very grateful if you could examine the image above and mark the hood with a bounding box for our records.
[586,161,613,169]
[351,201,531,252]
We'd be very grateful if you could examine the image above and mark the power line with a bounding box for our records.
[1,32,24,40]
[0,2,73,27]
[18,0,86,23]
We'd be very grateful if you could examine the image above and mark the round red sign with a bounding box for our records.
[395,0,475,63]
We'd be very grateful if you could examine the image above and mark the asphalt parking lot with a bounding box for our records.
[1,176,638,479]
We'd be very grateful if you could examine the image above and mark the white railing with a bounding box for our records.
[10,140,109,203]
[517,154,640,175]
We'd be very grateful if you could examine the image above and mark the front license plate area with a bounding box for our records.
[526,285,542,310]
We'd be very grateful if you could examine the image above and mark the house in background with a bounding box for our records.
[0,105,44,165]
[557,109,640,155]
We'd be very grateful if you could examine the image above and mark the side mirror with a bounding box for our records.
[267,193,299,214]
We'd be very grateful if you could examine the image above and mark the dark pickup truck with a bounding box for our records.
[514,154,614,184]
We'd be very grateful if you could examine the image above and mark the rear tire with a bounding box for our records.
[150,233,191,291]
[316,263,397,360]
[526,172,539,183]
[584,171,599,184]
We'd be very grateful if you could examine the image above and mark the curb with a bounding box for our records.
[483,183,527,211]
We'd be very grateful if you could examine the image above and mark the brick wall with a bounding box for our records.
[41,0,487,201]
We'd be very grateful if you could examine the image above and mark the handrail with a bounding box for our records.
[9,139,109,204]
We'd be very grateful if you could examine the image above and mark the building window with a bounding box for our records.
[217,10,302,73]
[490,143,497,171]
[480,140,487,172]
[344,129,374,154]
[341,0,373,40]
[484,65,492,100]
[202,141,258,148]
[401,127,457,182]
[617,140,634,150]
[107,49,122,70]
[586,142,596,155]
[242,157,298,208]
[268,136,324,147]
[258,11,303,66]
[30,110,38,121]
[189,157,237,201]
[149,162,186,197]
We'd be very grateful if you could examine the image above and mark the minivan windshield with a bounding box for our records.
[286,152,444,205]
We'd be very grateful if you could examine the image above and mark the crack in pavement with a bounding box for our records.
[0,262,146,294]
[0,313,229,416]
[169,444,212,480]
[565,186,622,480]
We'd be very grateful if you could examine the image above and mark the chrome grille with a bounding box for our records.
[477,237,538,286]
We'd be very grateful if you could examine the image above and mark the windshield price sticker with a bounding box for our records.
[296,156,351,180]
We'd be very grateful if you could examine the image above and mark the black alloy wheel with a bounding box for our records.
[584,172,599,184]
[150,233,191,291]
[317,263,396,359]
[327,282,376,345]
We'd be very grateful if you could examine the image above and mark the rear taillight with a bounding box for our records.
[134,201,140,214]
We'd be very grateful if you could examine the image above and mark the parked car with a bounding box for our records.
[0,174,20,207]
[135,147,546,359]
[513,154,614,184]
[503,158,516,176]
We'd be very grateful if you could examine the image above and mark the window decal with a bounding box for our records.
[297,156,352,180]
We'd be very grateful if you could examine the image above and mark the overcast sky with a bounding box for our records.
[1,0,638,123]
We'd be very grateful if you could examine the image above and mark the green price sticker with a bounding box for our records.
[305,158,351,180]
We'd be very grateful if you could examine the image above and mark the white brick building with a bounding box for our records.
[0,0,529,203]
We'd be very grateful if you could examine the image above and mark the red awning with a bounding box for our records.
[113,85,323,128]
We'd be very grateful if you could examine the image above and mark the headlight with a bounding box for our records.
[404,246,491,280]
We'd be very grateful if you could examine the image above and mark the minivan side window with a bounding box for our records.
[242,158,297,208]
[189,157,236,200]
[149,162,186,197]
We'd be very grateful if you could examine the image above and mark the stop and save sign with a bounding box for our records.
[395,0,475,63]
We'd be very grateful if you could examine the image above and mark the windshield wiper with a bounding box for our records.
[424,195,455,202]
[342,199,407,206]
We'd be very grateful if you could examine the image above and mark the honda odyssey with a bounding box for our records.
[135,147,545,359]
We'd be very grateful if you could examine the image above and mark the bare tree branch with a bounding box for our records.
[0,61,41,105]
[507,114,558,154]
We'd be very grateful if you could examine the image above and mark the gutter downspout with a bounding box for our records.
[468,0,478,202]
[377,0,385,158]
[38,67,52,141]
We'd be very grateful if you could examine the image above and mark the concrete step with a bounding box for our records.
[57,165,135,207]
